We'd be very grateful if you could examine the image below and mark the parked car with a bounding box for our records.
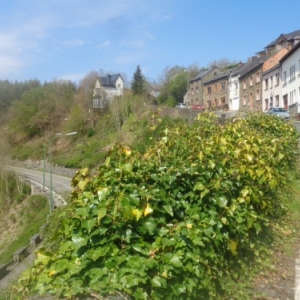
[192,104,205,111]
[267,107,290,120]
[175,103,187,109]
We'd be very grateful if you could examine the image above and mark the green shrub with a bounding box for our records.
[18,113,299,299]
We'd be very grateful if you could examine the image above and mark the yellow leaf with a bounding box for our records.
[49,269,56,276]
[186,223,193,229]
[122,146,132,156]
[198,151,204,161]
[144,203,153,216]
[228,239,238,256]
[132,208,143,220]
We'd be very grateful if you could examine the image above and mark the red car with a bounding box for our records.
[192,104,205,111]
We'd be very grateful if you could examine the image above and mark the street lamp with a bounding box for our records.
[49,131,77,214]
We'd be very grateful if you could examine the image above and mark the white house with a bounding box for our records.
[93,74,124,109]
[280,41,300,112]
[228,71,240,111]
[261,48,289,111]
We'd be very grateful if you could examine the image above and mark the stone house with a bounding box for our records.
[185,67,221,107]
[239,55,268,112]
[203,70,231,110]
[261,48,289,111]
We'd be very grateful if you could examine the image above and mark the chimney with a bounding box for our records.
[107,74,111,86]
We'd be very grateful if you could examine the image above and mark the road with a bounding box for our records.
[3,166,74,208]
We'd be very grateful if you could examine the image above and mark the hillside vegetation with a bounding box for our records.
[16,113,300,299]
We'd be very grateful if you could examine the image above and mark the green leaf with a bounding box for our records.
[143,218,157,234]
[194,182,205,191]
[97,207,107,224]
[216,195,228,208]
[163,205,173,216]
[152,276,167,287]
[170,254,183,267]
[82,218,96,233]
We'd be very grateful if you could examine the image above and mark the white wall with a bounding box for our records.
[281,47,300,112]
[229,74,239,111]
[262,66,282,111]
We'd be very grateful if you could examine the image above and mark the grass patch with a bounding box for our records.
[0,195,48,264]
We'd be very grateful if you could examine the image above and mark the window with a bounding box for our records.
[270,76,273,88]
[256,72,260,83]
[93,99,100,108]
[243,96,246,105]
[243,81,246,90]
[290,91,294,104]
[256,90,260,101]
[275,73,279,86]
[265,99,268,111]
[264,78,268,90]
[290,64,296,79]
[275,95,279,106]
[191,88,194,94]
[214,84,217,92]
[207,86,212,94]
[221,82,226,90]
[283,71,287,84]
[196,86,198,93]
[249,76,253,86]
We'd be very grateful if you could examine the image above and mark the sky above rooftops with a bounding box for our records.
[0,0,299,85]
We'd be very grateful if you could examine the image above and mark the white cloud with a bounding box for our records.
[0,56,25,77]
[121,39,146,48]
[97,41,111,50]
[59,39,85,48]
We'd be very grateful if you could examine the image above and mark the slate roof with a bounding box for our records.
[203,69,231,85]
[265,29,300,48]
[238,55,268,79]
[202,64,244,85]
[100,74,123,87]
[190,66,218,83]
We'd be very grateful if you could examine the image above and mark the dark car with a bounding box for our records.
[192,104,205,111]
[267,107,290,120]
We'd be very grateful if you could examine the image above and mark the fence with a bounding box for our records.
[0,225,45,281]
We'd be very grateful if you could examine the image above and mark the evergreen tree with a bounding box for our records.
[131,65,146,95]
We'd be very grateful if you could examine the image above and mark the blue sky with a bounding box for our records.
[1,0,300,85]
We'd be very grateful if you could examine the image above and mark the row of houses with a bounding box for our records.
[185,29,300,114]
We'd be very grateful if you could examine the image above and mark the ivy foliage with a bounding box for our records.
[19,113,299,299]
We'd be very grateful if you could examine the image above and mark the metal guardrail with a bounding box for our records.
[0,229,44,281]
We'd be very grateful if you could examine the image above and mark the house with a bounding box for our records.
[203,70,231,110]
[238,55,268,112]
[261,48,289,111]
[228,63,246,111]
[145,81,162,98]
[262,29,300,57]
[93,74,124,109]
[279,40,300,113]
[185,67,222,107]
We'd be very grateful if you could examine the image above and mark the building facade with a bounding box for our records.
[261,48,289,111]
[280,41,300,113]
[185,67,221,107]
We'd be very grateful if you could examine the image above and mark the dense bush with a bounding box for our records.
[18,113,299,299]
